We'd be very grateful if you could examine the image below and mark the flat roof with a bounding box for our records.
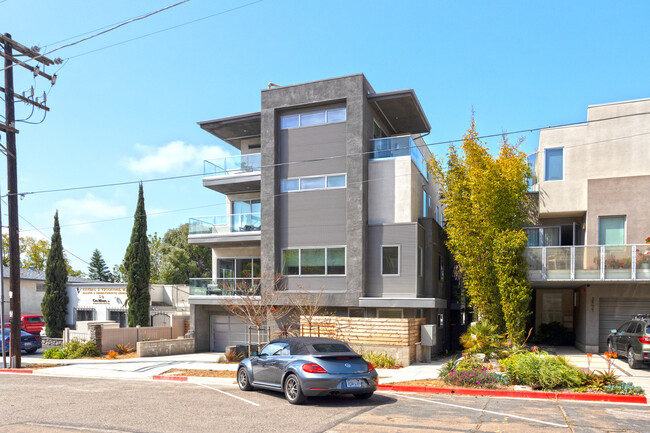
[368,89,431,134]
[198,112,261,149]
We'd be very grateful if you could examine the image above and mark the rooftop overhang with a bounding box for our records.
[202,172,261,194]
[359,297,447,309]
[198,112,261,149]
[188,232,261,248]
[368,90,431,135]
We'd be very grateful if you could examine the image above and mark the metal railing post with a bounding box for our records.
[570,246,575,280]
[600,246,606,280]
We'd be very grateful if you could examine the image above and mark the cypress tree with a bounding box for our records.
[41,211,69,338]
[125,184,151,327]
[88,249,112,282]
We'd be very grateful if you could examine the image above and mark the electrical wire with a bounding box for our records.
[8,110,650,198]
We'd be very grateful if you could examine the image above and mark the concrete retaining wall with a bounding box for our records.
[137,338,195,357]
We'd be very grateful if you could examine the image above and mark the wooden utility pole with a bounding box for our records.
[1,33,58,368]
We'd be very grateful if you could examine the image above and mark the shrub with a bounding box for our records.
[500,351,582,390]
[535,322,574,346]
[603,382,645,396]
[441,358,502,388]
[360,351,400,369]
[460,322,504,358]
[42,340,100,359]
[438,356,461,379]
[107,350,118,359]
[115,344,135,355]
[223,349,243,363]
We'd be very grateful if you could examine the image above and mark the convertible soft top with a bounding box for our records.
[270,337,359,356]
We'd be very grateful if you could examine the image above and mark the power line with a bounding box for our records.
[9,110,650,198]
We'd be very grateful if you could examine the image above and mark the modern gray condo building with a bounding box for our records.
[188,74,460,354]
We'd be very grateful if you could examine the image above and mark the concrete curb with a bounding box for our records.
[0,369,33,374]
[377,384,647,404]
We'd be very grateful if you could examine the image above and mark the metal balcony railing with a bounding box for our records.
[370,136,428,180]
[189,278,261,296]
[204,153,261,177]
[524,244,650,281]
[188,212,261,235]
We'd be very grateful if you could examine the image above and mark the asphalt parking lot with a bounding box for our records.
[1,374,649,433]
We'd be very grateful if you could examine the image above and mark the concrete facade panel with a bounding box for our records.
[366,223,418,297]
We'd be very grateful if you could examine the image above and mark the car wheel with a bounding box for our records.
[353,392,374,400]
[284,374,307,405]
[608,340,615,354]
[627,347,641,369]
[237,367,254,391]
[25,348,37,354]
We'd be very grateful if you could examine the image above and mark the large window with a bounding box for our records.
[281,174,346,192]
[76,309,94,322]
[382,246,400,275]
[282,247,346,276]
[280,107,346,130]
[544,148,563,181]
[599,216,626,245]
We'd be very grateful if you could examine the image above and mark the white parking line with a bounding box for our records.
[380,391,569,428]
[195,382,260,407]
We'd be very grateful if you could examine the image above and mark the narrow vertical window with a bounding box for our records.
[382,246,400,275]
[545,148,563,181]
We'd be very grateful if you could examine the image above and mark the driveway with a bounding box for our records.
[1,374,648,432]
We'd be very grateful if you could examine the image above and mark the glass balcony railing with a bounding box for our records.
[524,244,650,281]
[188,212,261,235]
[370,136,428,180]
[204,153,261,177]
[190,278,261,296]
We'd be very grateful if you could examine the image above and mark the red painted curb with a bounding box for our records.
[153,375,188,382]
[0,369,33,374]
[377,384,647,404]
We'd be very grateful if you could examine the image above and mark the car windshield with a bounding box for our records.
[311,343,351,353]
[26,317,43,323]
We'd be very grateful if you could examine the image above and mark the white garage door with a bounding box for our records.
[599,298,650,352]
[210,314,248,352]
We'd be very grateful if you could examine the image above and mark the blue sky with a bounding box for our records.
[0,0,649,272]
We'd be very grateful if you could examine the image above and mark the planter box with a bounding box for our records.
[136,338,195,357]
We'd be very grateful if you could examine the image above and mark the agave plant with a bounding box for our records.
[459,322,504,358]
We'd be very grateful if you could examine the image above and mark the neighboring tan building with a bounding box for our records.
[188,74,463,355]
[526,98,650,353]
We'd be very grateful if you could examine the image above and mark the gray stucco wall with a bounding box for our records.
[261,74,371,307]
[366,223,419,297]
[586,175,650,245]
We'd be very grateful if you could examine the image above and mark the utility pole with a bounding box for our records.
[1,180,5,368]
[1,33,57,368]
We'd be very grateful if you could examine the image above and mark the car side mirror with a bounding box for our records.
[250,351,258,357]
[611,329,617,333]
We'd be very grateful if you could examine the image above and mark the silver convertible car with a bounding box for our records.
[237,337,378,404]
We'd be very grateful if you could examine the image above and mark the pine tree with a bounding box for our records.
[88,249,112,282]
[41,211,69,338]
[125,184,151,327]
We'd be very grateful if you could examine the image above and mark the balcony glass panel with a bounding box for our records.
[604,246,632,280]
[204,153,261,176]
[635,244,650,280]
[545,247,571,279]
[188,212,261,235]
[574,246,601,280]
[370,136,428,181]
[189,278,261,296]
[523,247,542,280]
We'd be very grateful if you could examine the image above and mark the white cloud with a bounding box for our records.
[123,141,232,175]
[54,193,127,234]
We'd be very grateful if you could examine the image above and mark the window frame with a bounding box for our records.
[281,246,347,276]
[281,173,347,193]
[279,107,347,130]
[381,245,401,276]
[544,147,564,182]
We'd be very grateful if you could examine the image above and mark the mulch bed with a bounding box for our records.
[161,368,237,378]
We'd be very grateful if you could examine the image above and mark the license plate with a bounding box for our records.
[24,343,33,348]
[346,379,363,388]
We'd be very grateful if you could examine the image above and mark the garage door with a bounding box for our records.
[599,298,650,352]
[210,314,248,352]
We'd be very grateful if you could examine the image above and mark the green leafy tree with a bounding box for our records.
[41,211,69,338]
[428,117,532,343]
[87,249,113,282]
[125,184,151,327]
[1,234,84,276]
[159,223,211,284]
[112,262,127,283]
[148,233,163,284]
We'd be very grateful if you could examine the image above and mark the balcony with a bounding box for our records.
[525,244,650,282]
[188,212,261,247]
[190,278,261,296]
[202,153,261,194]
[370,136,428,181]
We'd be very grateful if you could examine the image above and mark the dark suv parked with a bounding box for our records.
[607,315,650,369]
